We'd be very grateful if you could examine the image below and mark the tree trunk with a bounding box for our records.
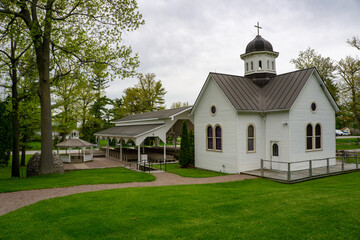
[11,63,20,178]
[36,47,53,175]
[20,136,26,166]
[10,37,20,177]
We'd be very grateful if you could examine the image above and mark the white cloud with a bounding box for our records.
[107,0,360,106]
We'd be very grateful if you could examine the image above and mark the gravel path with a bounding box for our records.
[0,172,256,216]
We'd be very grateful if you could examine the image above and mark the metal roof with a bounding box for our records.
[56,139,94,148]
[94,124,164,138]
[211,68,315,111]
[113,106,192,123]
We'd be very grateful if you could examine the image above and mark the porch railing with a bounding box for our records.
[260,156,359,182]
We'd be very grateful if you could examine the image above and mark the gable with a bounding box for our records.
[192,68,339,113]
[190,74,236,115]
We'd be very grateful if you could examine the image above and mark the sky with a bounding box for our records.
[107,0,360,107]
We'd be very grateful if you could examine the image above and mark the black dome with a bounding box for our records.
[245,35,273,54]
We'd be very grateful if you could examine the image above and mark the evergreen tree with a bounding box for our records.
[179,121,190,168]
[189,129,195,166]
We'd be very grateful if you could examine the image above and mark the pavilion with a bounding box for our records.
[94,106,193,167]
[56,132,94,163]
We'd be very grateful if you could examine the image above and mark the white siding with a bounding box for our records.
[264,111,290,170]
[193,78,238,173]
[237,113,264,171]
[289,73,336,170]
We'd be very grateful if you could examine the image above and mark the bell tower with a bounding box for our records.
[240,22,279,87]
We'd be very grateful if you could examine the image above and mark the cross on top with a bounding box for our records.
[254,22,262,35]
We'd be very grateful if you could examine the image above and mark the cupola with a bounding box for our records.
[240,22,279,87]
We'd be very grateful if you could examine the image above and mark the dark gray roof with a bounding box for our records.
[245,35,274,54]
[114,106,192,122]
[94,124,164,138]
[210,68,315,111]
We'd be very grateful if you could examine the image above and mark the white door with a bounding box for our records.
[270,141,279,170]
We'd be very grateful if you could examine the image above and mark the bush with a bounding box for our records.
[0,101,12,168]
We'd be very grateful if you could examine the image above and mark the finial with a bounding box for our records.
[254,22,262,35]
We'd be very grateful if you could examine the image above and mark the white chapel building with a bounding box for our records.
[190,33,339,173]
[95,29,339,174]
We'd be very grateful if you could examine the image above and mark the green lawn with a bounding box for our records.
[0,155,32,179]
[336,137,360,150]
[1,172,360,239]
[0,166,155,193]
[152,163,228,178]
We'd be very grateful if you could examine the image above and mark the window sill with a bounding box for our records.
[305,148,323,152]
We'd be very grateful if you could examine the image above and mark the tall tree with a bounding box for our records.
[123,73,166,114]
[0,1,144,174]
[0,99,12,168]
[337,56,360,128]
[179,121,190,168]
[0,17,32,177]
[290,47,338,101]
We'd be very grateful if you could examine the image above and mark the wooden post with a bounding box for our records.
[137,145,140,170]
[326,158,329,174]
[342,156,345,171]
[356,155,358,169]
[287,162,291,181]
[83,147,85,162]
[106,138,109,157]
[164,141,167,165]
[309,160,312,177]
[260,159,264,177]
[68,148,71,163]
[120,143,123,161]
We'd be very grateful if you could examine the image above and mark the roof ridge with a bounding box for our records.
[209,72,248,78]
[272,67,314,78]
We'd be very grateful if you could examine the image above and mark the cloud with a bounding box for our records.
[108,0,360,106]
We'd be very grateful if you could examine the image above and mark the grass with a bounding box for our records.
[336,137,360,150]
[0,155,155,193]
[0,155,32,179]
[1,172,360,239]
[152,163,229,178]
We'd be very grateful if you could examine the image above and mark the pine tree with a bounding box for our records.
[189,130,195,166]
[179,121,190,168]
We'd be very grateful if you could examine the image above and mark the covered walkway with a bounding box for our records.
[94,107,193,170]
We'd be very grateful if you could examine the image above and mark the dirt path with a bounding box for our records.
[0,172,256,216]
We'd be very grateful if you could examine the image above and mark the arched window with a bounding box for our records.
[272,61,275,70]
[215,125,222,150]
[272,143,279,157]
[315,124,322,149]
[246,62,249,71]
[251,61,253,70]
[207,125,213,150]
[247,124,255,152]
[306,124,313,150]
[259,60,262,69]
[267,60,270,69]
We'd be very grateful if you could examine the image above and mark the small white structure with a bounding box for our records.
[56,137,94,163]
[190,28,339,173]
[94,107,193,166]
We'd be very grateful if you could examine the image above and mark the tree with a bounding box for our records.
[179,121,190,168]
[0,17,33,177]
[0,99,12,168]
[170,102,189,109]
[123,73,166,114]
[0,1,144,174]
[189,129,195,166]
[347,36,360,50]
[337,56,360,128]
[290,48,338,101]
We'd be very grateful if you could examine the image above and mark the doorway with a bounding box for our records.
[270,141,279,170]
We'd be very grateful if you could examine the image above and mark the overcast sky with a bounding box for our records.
[107,0,360,107]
